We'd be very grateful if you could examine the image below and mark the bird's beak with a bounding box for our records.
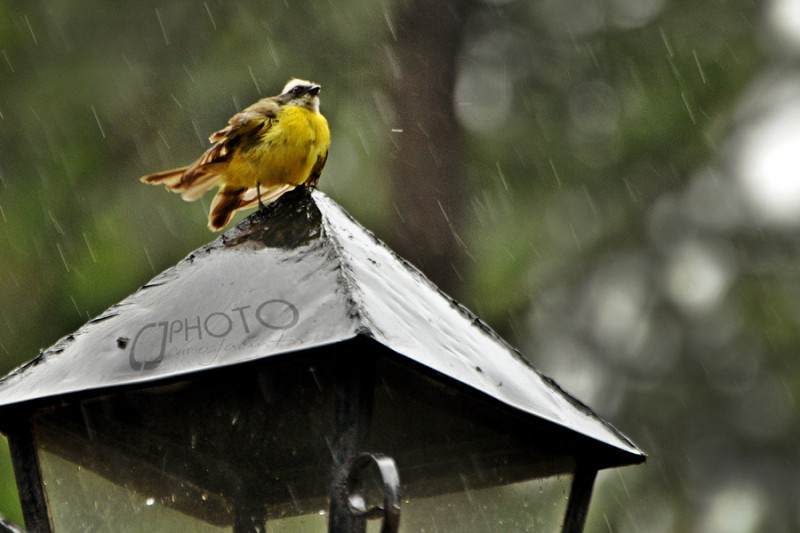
[307,85,321,96]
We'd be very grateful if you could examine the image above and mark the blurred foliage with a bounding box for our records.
[0,0,797,531]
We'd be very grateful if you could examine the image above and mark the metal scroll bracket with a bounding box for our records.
[345,453,401,533]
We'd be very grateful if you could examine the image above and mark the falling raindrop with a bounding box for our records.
[90,106,106,139]
[204,2,217,30]
[23,15,38,46]
[154,9,170,46]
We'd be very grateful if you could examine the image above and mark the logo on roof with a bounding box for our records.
[128,299,300,371]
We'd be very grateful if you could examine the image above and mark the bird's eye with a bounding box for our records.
[291,86,304,96]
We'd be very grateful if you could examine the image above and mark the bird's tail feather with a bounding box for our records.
[140,167,185,186]
[238,183,295,210]
[180,172,219,201]
[209,186,247,231]
[141,167,220,203]
[207,183,297,231]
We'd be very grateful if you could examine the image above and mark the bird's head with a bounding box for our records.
[279,78,322,113]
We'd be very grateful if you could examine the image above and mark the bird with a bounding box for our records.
[140,78,330,231]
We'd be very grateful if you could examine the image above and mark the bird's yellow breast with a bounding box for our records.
[225,106,330,189]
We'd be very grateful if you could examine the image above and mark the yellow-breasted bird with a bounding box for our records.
[141,78,330,230]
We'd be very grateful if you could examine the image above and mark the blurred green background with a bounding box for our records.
[1,0,798,531]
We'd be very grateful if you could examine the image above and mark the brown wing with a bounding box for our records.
[141,97,281,201]
[306,151,328,187]
[209,98,280,143]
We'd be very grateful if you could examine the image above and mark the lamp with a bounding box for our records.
[0,188,644,532]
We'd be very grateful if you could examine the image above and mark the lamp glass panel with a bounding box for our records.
[396,474,573,533]
[38,448,231,533]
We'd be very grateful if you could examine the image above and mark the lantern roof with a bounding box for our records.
[0,188,643,464]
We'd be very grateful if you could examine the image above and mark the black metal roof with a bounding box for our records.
[0,187,643,461]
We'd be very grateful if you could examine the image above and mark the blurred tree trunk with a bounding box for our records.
[388,0,476,299]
